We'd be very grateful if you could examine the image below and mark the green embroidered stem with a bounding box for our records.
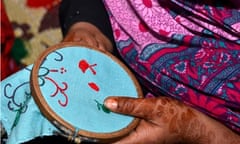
[94,100,111,114]
[11,110,21,130]
[11,93,31,130]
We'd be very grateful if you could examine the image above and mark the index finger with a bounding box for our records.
[104,96,157,119]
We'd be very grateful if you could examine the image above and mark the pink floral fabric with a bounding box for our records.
[104,0,240,133]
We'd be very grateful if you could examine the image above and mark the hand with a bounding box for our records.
[63,22,113,53]
[104,96,240,144]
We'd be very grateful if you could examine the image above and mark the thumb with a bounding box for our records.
[104,96,156,119]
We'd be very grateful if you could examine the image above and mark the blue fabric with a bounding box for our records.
[0,65,57,144]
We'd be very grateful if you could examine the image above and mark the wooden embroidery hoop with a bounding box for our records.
[30,42,143,143]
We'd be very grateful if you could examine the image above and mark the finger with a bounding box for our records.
[95,37,113,53]
[62,32,81,42]
[62,35,74,42]
[82,36,98,47]
[104,96,156,119]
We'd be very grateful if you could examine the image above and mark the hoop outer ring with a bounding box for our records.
[30,42,143,142]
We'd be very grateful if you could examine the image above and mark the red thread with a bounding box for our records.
[79,59,97,75]
[44,76,69,107]
[88,82,100,92]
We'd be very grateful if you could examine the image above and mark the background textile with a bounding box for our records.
[1,0,62,80]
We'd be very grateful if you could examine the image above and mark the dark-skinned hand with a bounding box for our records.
[104,96,240,144]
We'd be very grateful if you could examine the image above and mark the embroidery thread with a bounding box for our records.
[94,100,111,114]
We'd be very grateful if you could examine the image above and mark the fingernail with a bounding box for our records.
[104,98,118,110]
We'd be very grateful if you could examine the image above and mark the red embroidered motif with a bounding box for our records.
[49,67,67,74]
[44,76,69,107]
[79,59,97,75]
[88,82,100,92]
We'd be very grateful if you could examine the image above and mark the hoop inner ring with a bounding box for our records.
[30,42,143,141]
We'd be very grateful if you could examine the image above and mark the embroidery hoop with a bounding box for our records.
[30,42,143,142]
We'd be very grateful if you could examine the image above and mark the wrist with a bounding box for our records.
[182,108,240,144]
[199,112,240,144]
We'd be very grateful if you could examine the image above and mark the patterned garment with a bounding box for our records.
[104,0,240,133]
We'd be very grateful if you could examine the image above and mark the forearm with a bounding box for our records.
[201,112,239,143]
[182,106,240,144]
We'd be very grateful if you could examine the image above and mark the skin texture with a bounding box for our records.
[64,22,240,144]
[104,97,240,144]
[63,22,113,53]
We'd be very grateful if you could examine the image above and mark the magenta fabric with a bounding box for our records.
[104,0,240,133]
